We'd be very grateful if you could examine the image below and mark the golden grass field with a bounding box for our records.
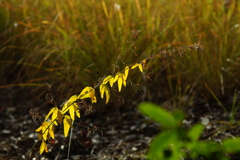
[1,0,240,109]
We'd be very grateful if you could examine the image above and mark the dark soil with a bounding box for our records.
[1,88,240,160]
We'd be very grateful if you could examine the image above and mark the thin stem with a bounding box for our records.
[46,83,59,108]
[67,121,74,160]
[24,139,40,159]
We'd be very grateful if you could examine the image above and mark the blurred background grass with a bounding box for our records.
[0,0,240,112]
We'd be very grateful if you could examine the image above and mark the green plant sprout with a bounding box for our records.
[139,102,240,160]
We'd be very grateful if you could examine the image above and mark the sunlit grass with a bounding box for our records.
[0,0,240,109]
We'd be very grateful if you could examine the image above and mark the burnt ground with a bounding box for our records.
[1,89,240,160]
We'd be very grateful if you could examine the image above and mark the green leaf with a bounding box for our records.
[148,131,178,159]
[172,111,184,123]
[188,124,204,141]
[223,138,240,153]
[189,141,222,156]
[139,102,177,128]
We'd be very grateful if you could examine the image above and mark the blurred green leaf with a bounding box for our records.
[139,102,177,128]
[188,124,204,141]
[189,141,223,157]
[148,131,178,159]
[223,138,240,153]
[172,111,184,123]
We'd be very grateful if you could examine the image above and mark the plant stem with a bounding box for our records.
[67,122,74,160]
[25,139,40,160]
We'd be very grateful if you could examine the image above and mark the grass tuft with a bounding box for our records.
[0,0,240,109]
